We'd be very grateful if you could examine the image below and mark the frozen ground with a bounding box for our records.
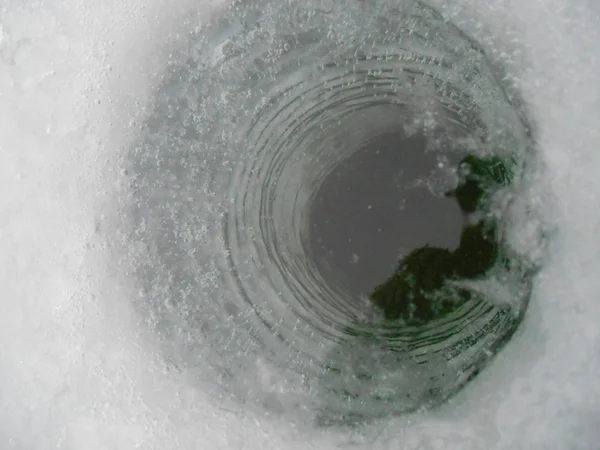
[1,0,599,448]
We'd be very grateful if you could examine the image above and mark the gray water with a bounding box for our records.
[1,0,599,448]
[309,130,463,295]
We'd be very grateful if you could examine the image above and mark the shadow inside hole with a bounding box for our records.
[311,146,528,427]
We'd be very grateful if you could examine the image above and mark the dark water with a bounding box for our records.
[309,131,463,297]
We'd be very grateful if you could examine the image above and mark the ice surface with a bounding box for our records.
[1,0,599,448]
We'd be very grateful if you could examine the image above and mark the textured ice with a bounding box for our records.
[1,0,599,449]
